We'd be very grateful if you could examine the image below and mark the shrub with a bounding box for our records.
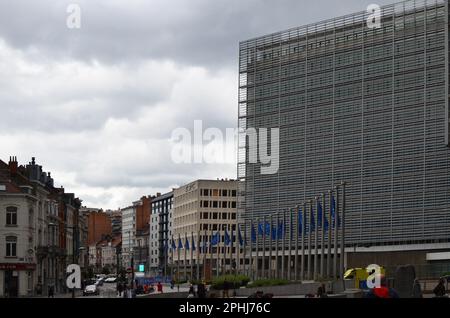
[211,275,250,290]
[246,279,289,288]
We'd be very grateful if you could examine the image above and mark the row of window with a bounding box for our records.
[200,189,237,197]
[199,212,237,220]
[199,201,237,209]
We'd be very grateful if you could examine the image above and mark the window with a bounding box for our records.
[231,190,237,197]
[212,213,218,220]
[6,207,17,226]
[221,213,227,220]
[202,212,208,220]
[6,236,17,257]
[231,202,237,208]
[222,190,228,196]
[212,201,218,208]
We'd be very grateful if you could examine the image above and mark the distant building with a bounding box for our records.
[149,192,173,276]
[82,208,112,245]
[172,180,238,280]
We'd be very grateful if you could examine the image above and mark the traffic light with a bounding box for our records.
[138,264,145,272]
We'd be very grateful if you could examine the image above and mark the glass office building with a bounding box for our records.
[238,0,450,246]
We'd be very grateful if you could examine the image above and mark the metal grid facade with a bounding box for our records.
[238,0,450,246]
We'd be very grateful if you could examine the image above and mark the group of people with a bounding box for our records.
[117,281,164,297]
[187,281,207,298]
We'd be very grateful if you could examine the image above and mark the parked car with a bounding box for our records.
[83,284,99,296]
[104,277,117,283]
[95,278,104,286]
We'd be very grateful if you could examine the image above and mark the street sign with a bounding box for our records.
[138,264,145,272]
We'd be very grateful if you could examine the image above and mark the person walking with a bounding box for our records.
[433,278,447,298]
[197,281,206,298]
[316,284,327,298]
[157,281,163,293]
[365,275,399,298]
[222,279,230,298]
[48,285,54,298]
[188,283,195,298]
[117,283,123,297]
[412,279,423,298]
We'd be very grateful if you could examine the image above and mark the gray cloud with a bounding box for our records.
[0,0,398,208]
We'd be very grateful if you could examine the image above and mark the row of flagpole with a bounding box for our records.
[165,182,346,282]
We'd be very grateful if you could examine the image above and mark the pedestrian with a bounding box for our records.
[123,285,128,298]
[188,283,195,297]
[197,281,206,298]
[48,285,54,298]
[222,279,230,298]
[117,283,123,297]
[365,275,399,298]
[316,283,327,298]
[412,279,423,298]
[433,278,447,298]
[170,279,175,290]
[157,281,163,293]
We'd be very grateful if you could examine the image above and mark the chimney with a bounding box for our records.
[157,192,161,197]
[9,156,18,176]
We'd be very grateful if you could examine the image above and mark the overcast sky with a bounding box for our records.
[0,0,395,209]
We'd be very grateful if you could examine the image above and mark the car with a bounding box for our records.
[95,278,104,286]
[104,277,117,283]
[83,284,99,296]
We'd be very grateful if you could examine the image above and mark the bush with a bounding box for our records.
[211,275,250,290]
[247,279,289,288]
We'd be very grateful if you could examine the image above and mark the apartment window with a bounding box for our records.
[221,213,227,220]
[231,202,237,208]
[231,190,237,197]
[6,207,18,226]
[202,212,208,220]
[6,236,17,257]
[222,201,227,208]
[212,213,218,220]
[222,190,228,196]
[212,201,218,208]
[212,189,219,196]
[203,201,209,208]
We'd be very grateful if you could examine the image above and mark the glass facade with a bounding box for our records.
[238,0,450,246]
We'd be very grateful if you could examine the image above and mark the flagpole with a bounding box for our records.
[269,214,273,279]
[223,227,227,276]
[340,182,346,281]
[281,210,286,280]
[203,230,207,280]
[288,208,293,281]
[327,190,332,279]
[184,232,188,281]
[235,225,239,276]
[333,187,339,280]
[321,193,326,279]
[255,218,259,280]
[209,230,213,280]
[275,213,279,279]
[261,215,267,279]
[216,229,220,278]
[249,220,252,279]
[177,234,180,282]
[301,202,306,281]
[294,205,299,281]
[307,200,312,281]
[314,197,319,281]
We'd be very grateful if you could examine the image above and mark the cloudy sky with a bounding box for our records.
[0,0,394,209]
